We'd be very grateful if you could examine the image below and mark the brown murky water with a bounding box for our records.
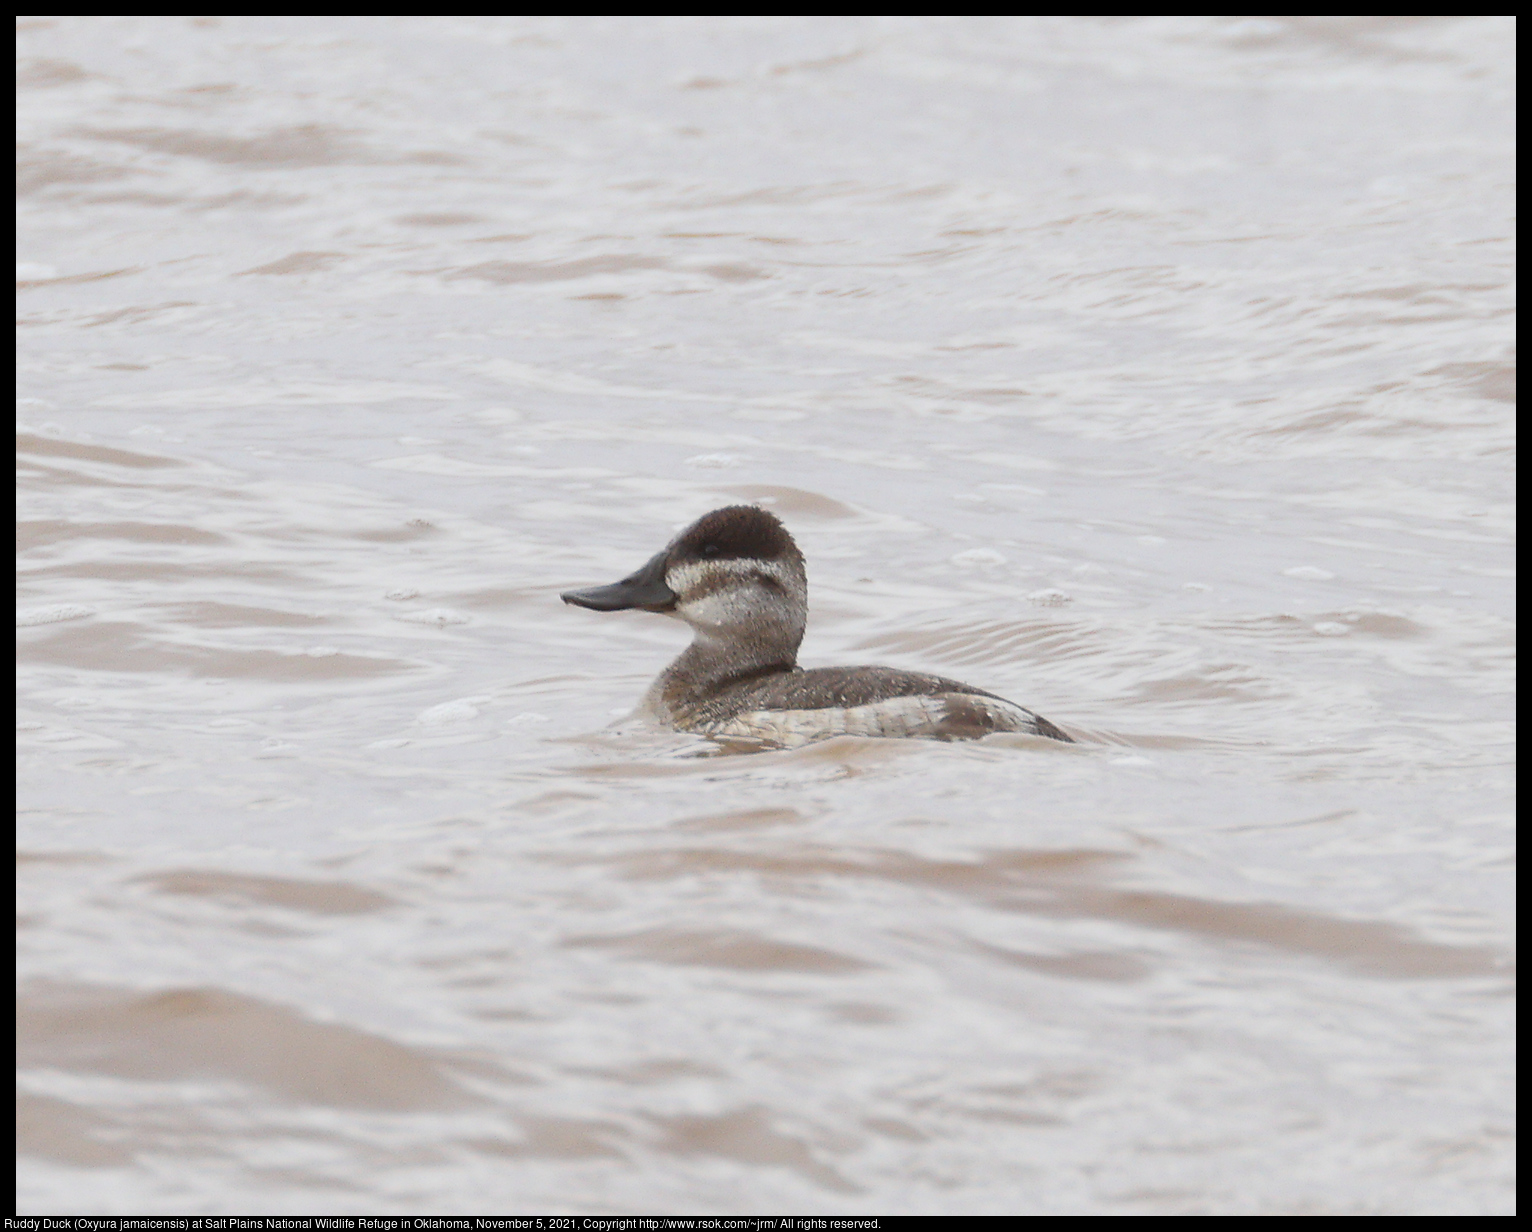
[17,16,1514,1215]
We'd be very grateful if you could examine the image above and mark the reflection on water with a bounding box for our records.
[17,15,1514,1217]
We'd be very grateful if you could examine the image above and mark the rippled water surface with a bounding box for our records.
[17,16,1515,1216]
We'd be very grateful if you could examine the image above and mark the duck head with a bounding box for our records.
[561,505,808,653]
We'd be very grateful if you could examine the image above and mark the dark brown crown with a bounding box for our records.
[671,505,799,565]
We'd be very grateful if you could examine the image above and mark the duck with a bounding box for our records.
[560,505,1072,747]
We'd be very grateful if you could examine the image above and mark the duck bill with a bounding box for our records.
[560,550,676,612]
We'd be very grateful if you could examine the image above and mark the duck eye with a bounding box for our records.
[702,543,720,557]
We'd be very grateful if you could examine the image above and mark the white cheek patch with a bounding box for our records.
[666,557,798,627]
[675,590,752,627]
[664,560,711,595]
[666,557,793,590]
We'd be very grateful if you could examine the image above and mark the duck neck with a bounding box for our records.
[648,625,800,722]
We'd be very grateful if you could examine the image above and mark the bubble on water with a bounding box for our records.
[1313,622,1350,637]
[17,604,96,627]
[397,608,469,626]
[1027,588,1072,606]
[384,588,420,601]
[952,547,1006,567]
[418,697,490,725]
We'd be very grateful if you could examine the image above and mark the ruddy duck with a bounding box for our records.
[560,505,1072,746]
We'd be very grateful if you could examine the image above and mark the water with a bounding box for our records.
[16,16,1515,1216]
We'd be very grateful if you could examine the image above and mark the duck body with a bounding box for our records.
[561,505,1072,747]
